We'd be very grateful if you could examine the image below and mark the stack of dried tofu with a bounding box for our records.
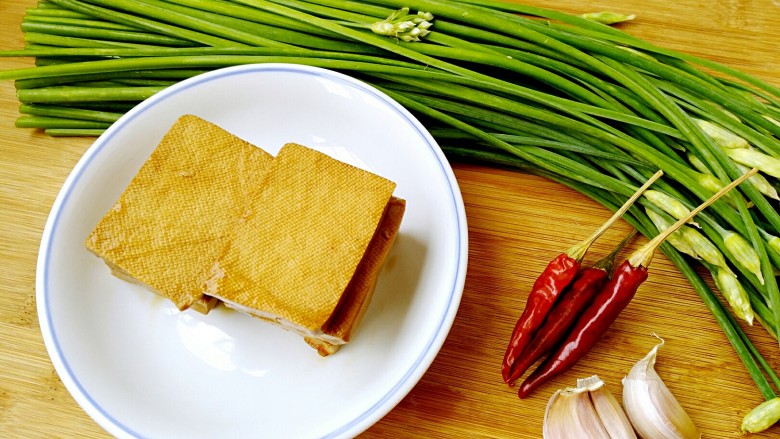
[85,115,405,356]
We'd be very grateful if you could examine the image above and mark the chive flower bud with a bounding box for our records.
[765,234,780,259]
[693,172,746,209]
[397,22,413,32]
[725,147,780,178]
[733,162,780,200]
[687,153,711,175]
[742,397,780,433]
[371,7,433,42]
[644,190,699,228]
[723,230,765,284]
[371,22,396,35]
[580,11,636,24]
[417,11,434,21]
[680,227,731,272]
[645,208,699,259]
[713,267,754,325]
[694,118,749,149]
[695,173,723,194]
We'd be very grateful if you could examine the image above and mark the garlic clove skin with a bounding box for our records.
[544,375,635,439]
[544,386,612,439]
[581,376,637,439]
[622,340,701,439]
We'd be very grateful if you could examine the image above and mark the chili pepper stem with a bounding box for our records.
[592,229,638,272]
[629,168,759,268]
[567,170,663,261]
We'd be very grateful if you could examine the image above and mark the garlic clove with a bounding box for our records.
[544,385,612,439]
[622,339,701,439]
[579,376,637,439]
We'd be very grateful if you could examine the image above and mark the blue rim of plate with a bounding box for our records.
[36,64,468,439]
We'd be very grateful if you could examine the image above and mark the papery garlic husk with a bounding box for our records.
[622,340,701,439]
[544,375,636,439]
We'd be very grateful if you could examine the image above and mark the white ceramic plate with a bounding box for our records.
[36,64,468,438]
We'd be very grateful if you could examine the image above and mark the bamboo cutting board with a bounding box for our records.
[1,0,779,437]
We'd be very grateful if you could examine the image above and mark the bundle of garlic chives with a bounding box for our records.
[2,0,780,403]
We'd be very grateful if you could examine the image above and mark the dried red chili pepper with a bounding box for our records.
[505,231,636,385]
[517,169,757,398]
[501,171,663,383]
[501,253,580,382]
[517,259,648,398]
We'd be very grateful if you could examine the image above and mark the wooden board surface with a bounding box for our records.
[1,0,779,437]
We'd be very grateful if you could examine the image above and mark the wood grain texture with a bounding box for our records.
[1,0,779,437]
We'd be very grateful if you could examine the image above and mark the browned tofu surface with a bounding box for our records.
[210,143,397,332]
[305,196,406,356]
[86,114,273,310]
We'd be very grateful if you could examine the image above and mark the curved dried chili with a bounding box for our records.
[501,253,580,382]
[516,169,756,397]
[501,171,662,383]
[517,260,648,398]
[505,231,634,385]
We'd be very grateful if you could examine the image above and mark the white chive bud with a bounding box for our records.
[694,172,750,209]
[645,208,699,260]
[713,268,754,325]
[644,190,699,228]
[766,234,780,258]
[725,147,780,178]
[371,8,434,42]
[370,22,396,36]
[723,230,765,284]
[397,21,413,31]
[742,397,780,433]
[687,153,711,175]
[680,227,731,272]
[732,162,780,200]
[694,118,749,149]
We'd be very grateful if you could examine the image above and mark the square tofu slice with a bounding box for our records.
[209,142,397,340]
[305,196,405,356]
[85,114,273,311]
